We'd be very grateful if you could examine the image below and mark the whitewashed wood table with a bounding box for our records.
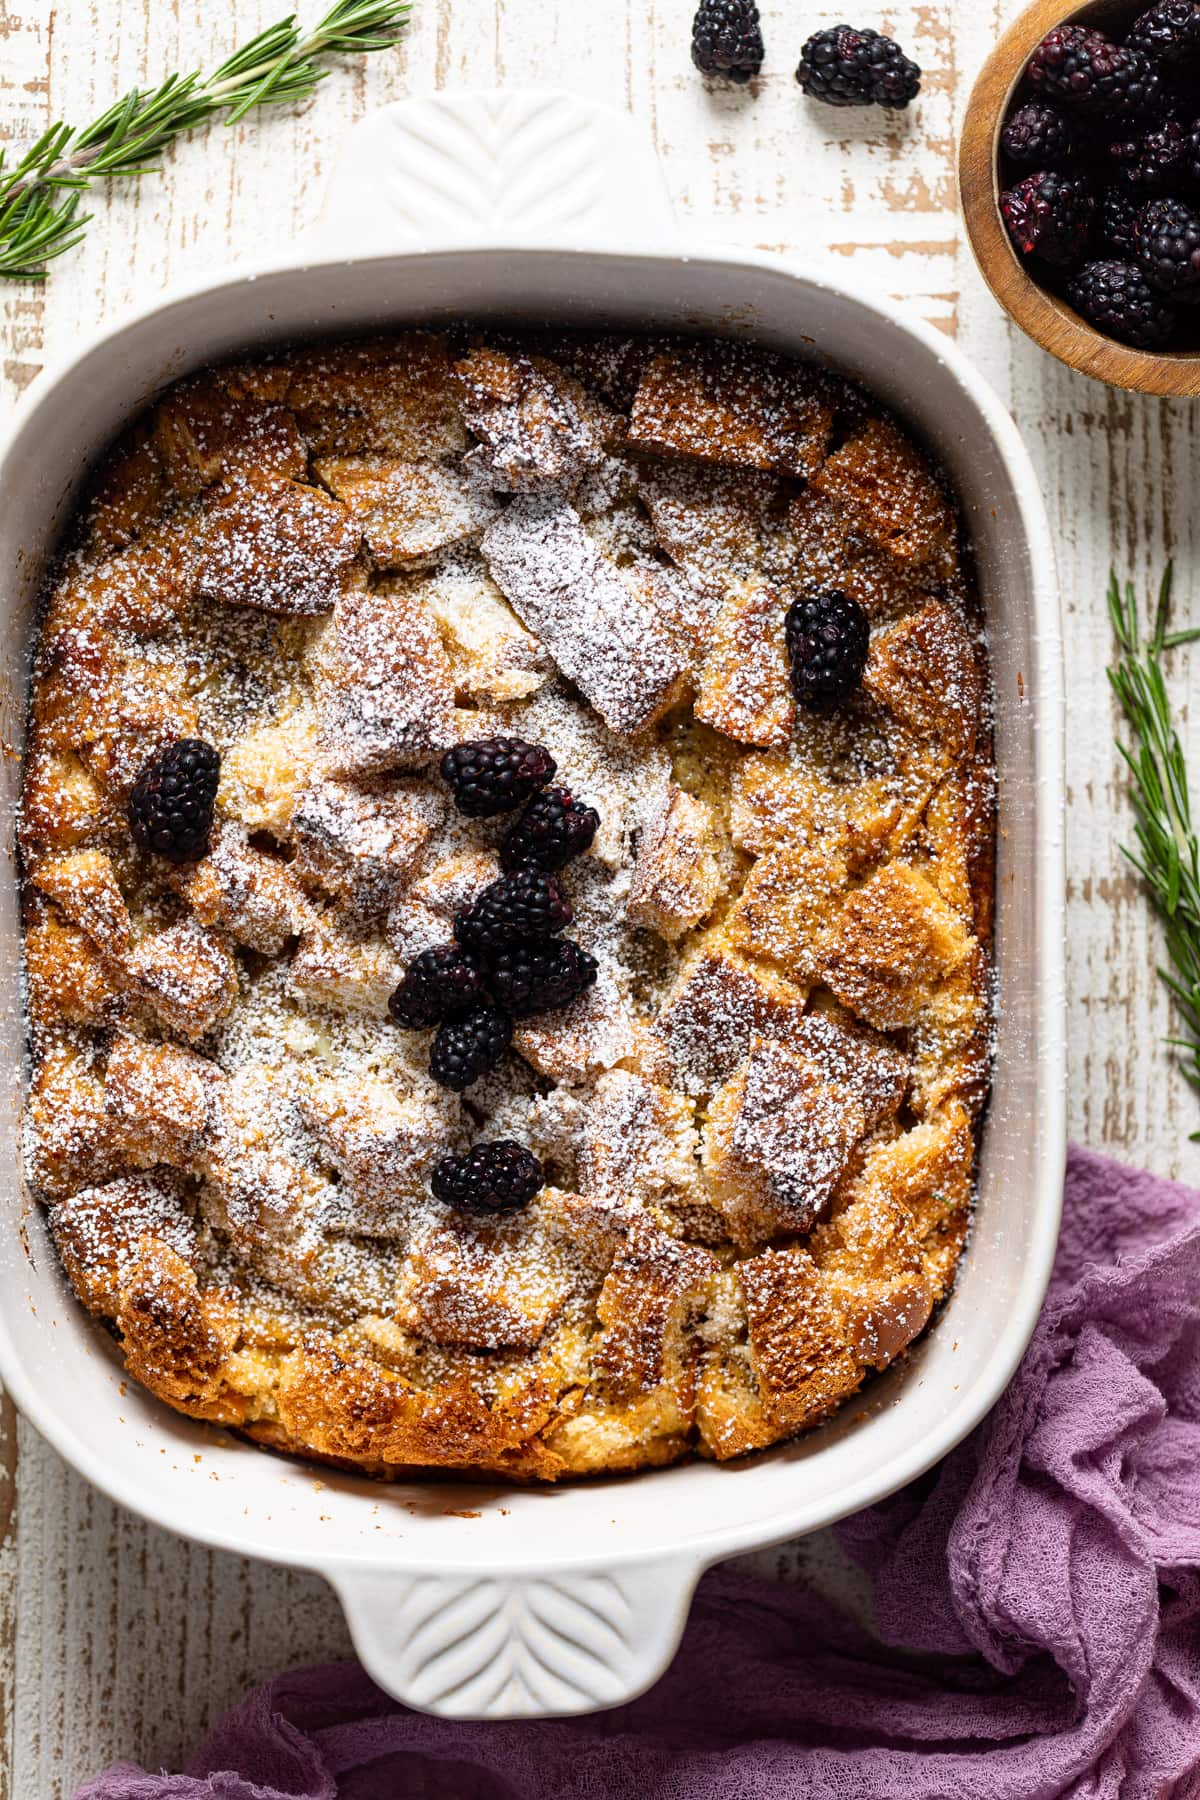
[2,0,1198,1789]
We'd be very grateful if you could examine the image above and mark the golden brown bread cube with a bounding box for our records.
[637,460,783,605]
[736,1246,860,1435]
[694,578,794,749]
[125,919,240,1040]
[217,707,320,834]
[282,334,468,459]
[811,415,958,583]
[193,471,361,615]
[103,1033,222,1167]
[726,841,851,980]
[154,377,307,496]
[628,344,834,480]
[314,456,500,566]
[288,914,403,1018]
[20,743,113,855]
[83,428,170,555]
[291,778,444,921]
[51,1174,199,1315]
[42,527,194,641]
[424,563,550,704]
[589,1216,714,1437]
[864,601,981,762]
[176,830,310,955]
[316,574,460,775]
[908,944,991,1121]
[454,348,610,493]
[653,930,811,1094]
[116,1243,246,1424]
[859,1102,975,1295]
[576,1069,699,1209]
[812,1182,935,1370]
[626,784,722,941]
[299,1072,464,1237]
[730,750,903,864]
[512,966,637,1082]
[27,1045,119,1197]
[24,913,126,1036]
[703,1040,867,1248]
[482,495,688,737]
[30,847,132,957]
[817,863,974,1031]
[397,1208,573,1351]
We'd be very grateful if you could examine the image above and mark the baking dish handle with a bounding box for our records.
[309,89,680,257]
[331,1553,700,1719]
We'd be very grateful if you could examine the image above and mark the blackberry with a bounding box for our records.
[785,590,870,712]
[1136,195,1200,293]
[1000,171,1094,267]
[388,944,485,1030]
[431,1141,544,1214]
[1127,1,1200,66]
[429,1006,512,1092]
[440,737,556,819]
[1000,99,1074,169]
[1100,185,1141,257]
[1027,26,1161,117]
[499,787,600,873]
[128,739,220,863]
[1107,117,1187,189]
[1185,118,1200,183]
[690,0,764,84]
[485,939,599,1017]
[1068,258,1177,345]
[796,26,922,110]
[454,868,573,952]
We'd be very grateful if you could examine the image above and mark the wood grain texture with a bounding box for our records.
[1,0,1199,1787]
[959,0,1200,396]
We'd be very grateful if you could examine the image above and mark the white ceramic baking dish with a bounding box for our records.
[0,91,1066,1721]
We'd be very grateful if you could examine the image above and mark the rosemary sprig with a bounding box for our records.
[1108,563,1200,1122]
[0,0,410,281]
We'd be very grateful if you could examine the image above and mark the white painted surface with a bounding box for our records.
[0,0,1196,1787]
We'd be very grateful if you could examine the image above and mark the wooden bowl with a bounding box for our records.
[959,0,1200,395]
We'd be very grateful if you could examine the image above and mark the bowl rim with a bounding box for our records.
[958,0,1200,397]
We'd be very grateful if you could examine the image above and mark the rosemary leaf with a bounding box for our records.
[0,0,410,281]
[1109,563,1200,1099]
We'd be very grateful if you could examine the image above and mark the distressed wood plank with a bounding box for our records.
[2,0,1199,1788]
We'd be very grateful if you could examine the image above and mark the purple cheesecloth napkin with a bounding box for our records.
[79,1145,1200,1800]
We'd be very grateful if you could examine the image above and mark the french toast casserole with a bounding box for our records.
[18,328,994,1482]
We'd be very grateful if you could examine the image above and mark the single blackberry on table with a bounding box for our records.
[439,737,556,819]
[454,868,573,952]
[1136,195,1200,293]
[690,0,764,84]
[796,25,922,109]
[1100,185,1141,258]
[785,590,870,712]
[1000,99,1075,169]
[1068,258,1178,345]
[485,939,599,1017]
[1107,117,1188,189]
[1027,26,1161,117]
[1127,1,1200,66]
[431,1140,545,1214]
[1000,171,1094,266]
[387,944,485,1030]
[429,1006,512,1092]
[499,787,600,873]
[128,739,220,863]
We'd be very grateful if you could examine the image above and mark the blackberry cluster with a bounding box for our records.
[1000,171,1094,266]
[128,739,220,864]
[998,13,1200,351]
[1067,259,1177,347]
[785,590,870,713]
[387,944,484,1029]
[1027,25,1160,116]
[796,25,921,109]
[1000,99,1074,169]
[1127,1,1200,66]
[440,737,556,818]
[690,0,764,84]
[500,787,600,873]
[431,1141,545,1215]
[391,739,602,1092]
